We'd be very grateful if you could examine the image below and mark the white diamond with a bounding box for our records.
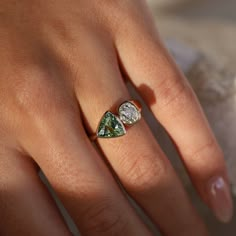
[118,102,141,125]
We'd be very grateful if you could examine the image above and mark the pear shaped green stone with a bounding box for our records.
[97,112,126,138]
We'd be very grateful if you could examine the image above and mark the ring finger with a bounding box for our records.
[0,146,71,236]
[74,33,208,236]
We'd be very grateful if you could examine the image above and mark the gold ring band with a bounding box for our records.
[90,100,142,141]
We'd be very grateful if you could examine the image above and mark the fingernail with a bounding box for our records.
[208,176,233,223]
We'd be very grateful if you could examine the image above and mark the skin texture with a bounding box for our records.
[0,0,232,235]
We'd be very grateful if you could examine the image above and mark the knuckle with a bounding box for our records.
[82,200,127,235]
[96,0,135,31]
[186,138,219,163]
[122,152,167,193]
[184,138,225,178]
[98,0,125,13]
[157,77,195,118]
[12,68,70,120]
[13,70,51,110]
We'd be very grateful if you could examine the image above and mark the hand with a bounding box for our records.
[0,0,233,235]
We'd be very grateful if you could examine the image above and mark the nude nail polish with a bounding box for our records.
[208,176,233,223]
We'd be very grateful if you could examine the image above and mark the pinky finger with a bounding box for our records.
[0,147,71,236]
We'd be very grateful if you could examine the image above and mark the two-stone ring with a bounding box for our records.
[90,100,142,141]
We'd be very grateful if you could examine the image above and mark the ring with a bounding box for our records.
[90,100,142,141]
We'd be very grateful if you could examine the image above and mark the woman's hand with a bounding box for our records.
[0,0,233,235]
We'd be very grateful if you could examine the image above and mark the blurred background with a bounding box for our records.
[146,0,236,235]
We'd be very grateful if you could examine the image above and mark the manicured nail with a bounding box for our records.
[208,176,233,223]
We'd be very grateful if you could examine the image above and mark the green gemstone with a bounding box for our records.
[97,112,126,138]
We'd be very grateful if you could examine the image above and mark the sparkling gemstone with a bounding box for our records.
[118,101,141,125]
[97,112,126,138]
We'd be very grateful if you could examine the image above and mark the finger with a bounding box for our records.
[0,147,70,236]
[17,68,152,235]
[74,33,208,235]
[113,1,233,223]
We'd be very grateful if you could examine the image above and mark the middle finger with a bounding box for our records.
[16,58,152,235]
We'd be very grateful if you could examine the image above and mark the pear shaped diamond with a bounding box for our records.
[97,112,126,138]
